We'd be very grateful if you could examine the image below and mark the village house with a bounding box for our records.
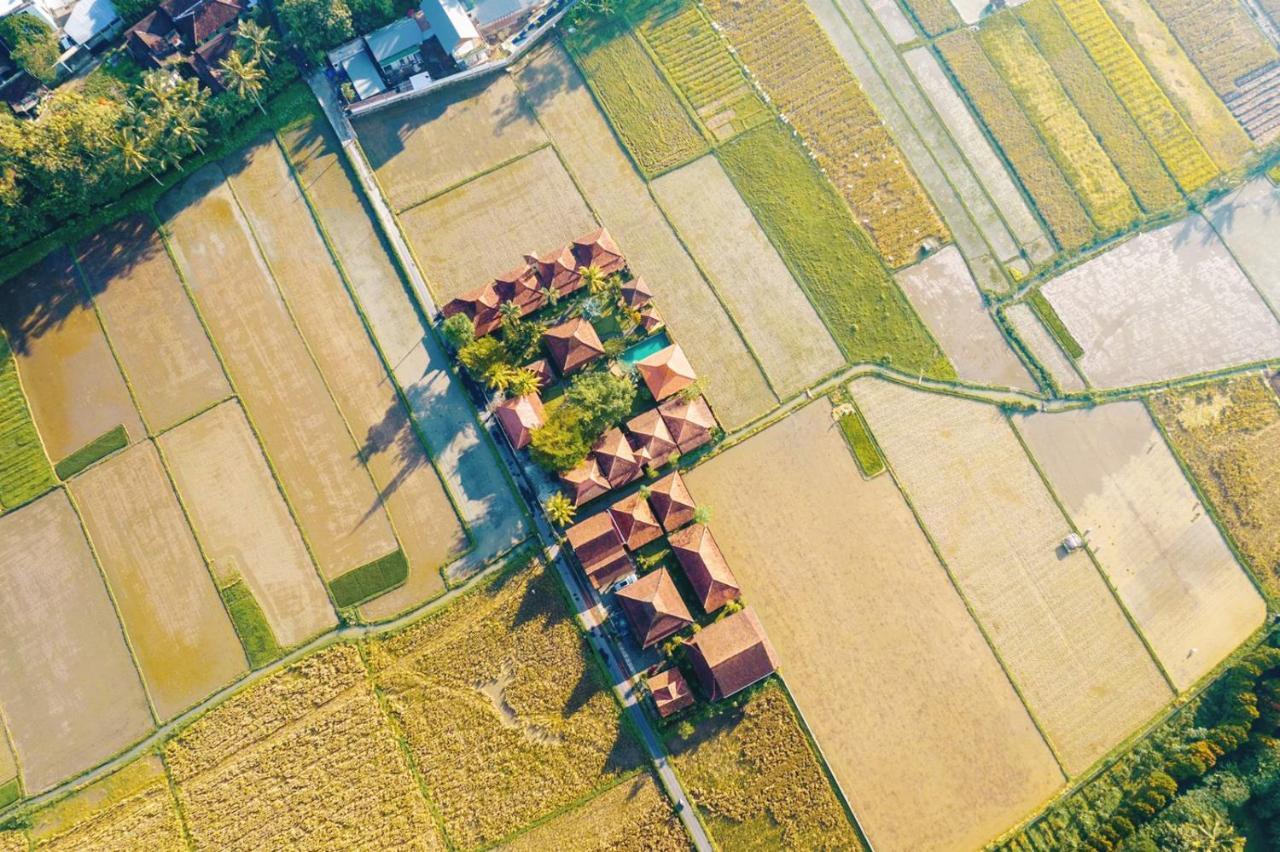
[619,276,652,309]
[590,427,641,490]
[363,16,423,84]
[125,0,247,91]
[636,343,696,401]
[646,666,693,718]
[615,567,693,648]
[659,394,715,454]
[668,523,740,613]
[565,510,632,592]
[686,608,779,701]
[543,317,604,375]
[625,408,677,470]
[494,393,544,451]
[606,492,662,550]
[647,470,696,532]
[560,456,610,507]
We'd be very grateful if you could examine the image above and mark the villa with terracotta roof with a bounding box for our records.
[544,318,604,374]
[607,493,663,550]
[648,470,696,531]
[494,394,544,450]
[615,568,693,647]
[565,511,633,591]
[524,358,553,389]
[647,667,693,718]
[560,457,610,506]
[636,343,697,401]
[620,277,652,309]
[625,408,677,470]
[638,304,665,334]
[441,283,503,336]
[572,228,626,277]
[525,244,581,296]
[668,524,740,613]
[591,427,641,489]
[659,395,716,454]
[492,263,545,316]
[686,608,780,700]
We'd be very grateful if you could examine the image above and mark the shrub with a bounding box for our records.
[0,14,60,84]
[441,313,475,351]
[531,406,593,473]
[276,0,354,61]
[564,370,635,434]
[458,336,510,378]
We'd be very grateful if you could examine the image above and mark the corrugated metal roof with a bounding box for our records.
[341,49,386,99]
[64,0,119,44]
[419,0,477,53]
[363,16,421,63]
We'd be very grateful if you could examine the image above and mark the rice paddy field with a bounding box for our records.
[0,491,153,793]
[1038,216,1280,388]
[512,42,777,428]
[27,757,184,851]
[667,683,862,851]
[74,216,230,434]
[895,247,1036,390]
[68,441,247,720]
[852,378,1172,776]
[630,0,770,141]
[701,0,948,268]
[353,74,547,211]
[400,146,598,301]
[901,0,961,36]
[1015,402,1266,690]
[1150,375,1280,598]
[1206,177,1280,314]
[938,29,1096,253]
[161,163,399,583]
[496,774,688,851]
[684,400,1063,851]
[564,15,709,176]
[651,155,843,396]
[977,13,1139,235]
[1004,302,1087,393]
[1015,0,1183,216]
[364,559,643,849]
[0,334,54,510]
[1146,0,1278,96]
[0,251,143,468]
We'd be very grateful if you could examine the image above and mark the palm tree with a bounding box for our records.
[235,19,277,67]
[498,300,523,326]
[541,284,560,308]
[168,106,207,156]
[485,362,520,393]
[545,493,576,526]
[507,369,540,398]
[137,69,175,113]
[579,264,606,295]
[113,127,159,184]
[219,52,266,114]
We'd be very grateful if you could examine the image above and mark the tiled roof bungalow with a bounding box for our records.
[607,492,663,550]
[638,304,664,334]
[560,456,610,507]
[647,470,696,532]
[615,568,693,648]
[525,244,581,297]
[647,667,694,718]
[494,393,544,450]
[619,276,652,309]
[441,282,503,336]
[125,0,247,90]
[686,608,779,701]
[492,263,545,316]
[591,427,641,490]
[565,510,633,591]
[659,395,715,454]
[625,408,677,470]
[544,317,604,374]
[572,227,626,277]
[636,343,696,401]
[668,523,740,613]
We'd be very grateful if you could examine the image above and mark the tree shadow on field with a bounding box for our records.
[512,39,580,114]
[354,391,435,524]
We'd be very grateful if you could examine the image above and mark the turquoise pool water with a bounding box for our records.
[620,331,671,364]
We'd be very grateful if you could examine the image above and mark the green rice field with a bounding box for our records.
[0,337,55,510]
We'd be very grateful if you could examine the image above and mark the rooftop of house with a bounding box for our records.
[668,523,740,613]
[63,0,119,45]
[687,608,779,701]
[341,48,386,99]
[620,276,652,309]
[616,568,693,648]
[365,16,423,63]
[625,408,677,470]
[607,492,662,550]
[565,509,624,573]
[659,394,715,454]
[494,393,544,450]
[544,317,604,374]
[636,343,696,401]
[647,666,694,717]
[419,0,478,54]
[591,426,641,490]
[572,227,626,277]
[560,456,610,506]
[648,470,696,532]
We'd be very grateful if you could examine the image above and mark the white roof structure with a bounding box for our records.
[341,49,386,98]
[472,0,534,26]
[62,0,118,44]
[419,0,478,54]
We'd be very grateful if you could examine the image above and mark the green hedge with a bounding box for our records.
[330,549,408,609]
[1028,288,1084,360]
[838,408,885,477]
[221,579,282,668]
[0,779,18,810]
[54,425,127,480]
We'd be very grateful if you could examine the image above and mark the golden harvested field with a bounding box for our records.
[1150,375,1280,598]
[1097,0,1253,170]
[1016,0,1182,215]
[226,136,463,604]
[29,756,183,851]
[896,247,1036,391]
[685,399,1062,851]
[497,774,688,851]
[511,44,776,428]
[353,74,547,211]
[158,401,336,649]
[702,0,948,268]
[74,216,230,433]
[1054,0,1219,192]
[365,560,643,849]
[0,491,152,792]
[852,378,1172,775]
[0,833,22,852]
[666,683,861,850]
[978,14,1138,234]
[1004,302,1086,393]
[938,29,1095,252]
[279,115,527,608]
[0,250,143,465]
[1016,402,1265,691]
[401,146,598,302]
[903,0,962,32]
[69,442,246,720]
[651,156,843,396]
[1148,0,1278,95]
[166,644,441,851]
[161,163,398,581]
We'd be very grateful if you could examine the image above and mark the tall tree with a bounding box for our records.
[219,52,266,114]
[0,14,60,85]
[235,19,278,67]
[113,127,159,184]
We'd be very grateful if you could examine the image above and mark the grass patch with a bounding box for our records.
[1269,162,1280,184]
[220,579,282,667]
[717,122,953,379]
[54,425,128,480]
[0,779,18,810]
[838,406,885,477]
[665,681,863,849]
[0,336,54,510]
[74,50,144,101]
[563,16,708,177]
[1027,289,1084,359]
[329,549,409,609]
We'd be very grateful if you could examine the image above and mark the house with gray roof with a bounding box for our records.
[363,16,423,83]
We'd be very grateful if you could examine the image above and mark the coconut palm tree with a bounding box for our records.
[113,127,159,184]
[136,69,175,113]
[168,106,207,156]
[507,368,541,398]
[485,362,520,393]
[235,19,277,67]
[219,52,266,114]
[579,264,606,295]
[544,493,575,526]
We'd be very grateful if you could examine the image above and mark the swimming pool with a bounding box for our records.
[619,331,672,364]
